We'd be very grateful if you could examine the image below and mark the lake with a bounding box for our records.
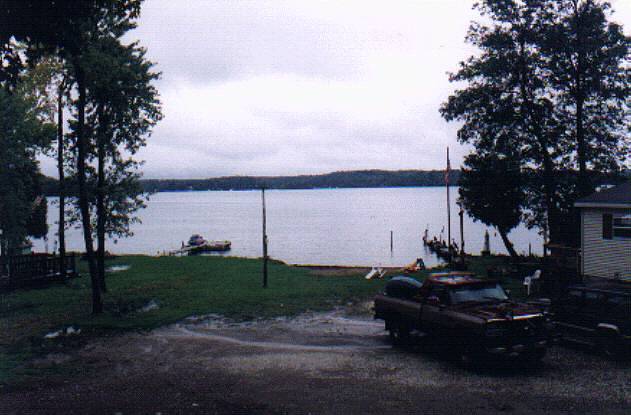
[36,187,542,268]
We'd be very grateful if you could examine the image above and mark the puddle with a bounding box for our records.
[162,326,390,352]
[140,300,159,313]
[44,330,62,339]
[106,265,131,273]
[44,326,81,339]
[158,309,390,353]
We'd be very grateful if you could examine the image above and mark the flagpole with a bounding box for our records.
[446,147,451,259]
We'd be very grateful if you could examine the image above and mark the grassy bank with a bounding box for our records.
[0,255,392,384]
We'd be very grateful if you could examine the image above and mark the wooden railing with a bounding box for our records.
[0,254,76,288]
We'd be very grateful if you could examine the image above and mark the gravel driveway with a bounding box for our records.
[3,304,630,414]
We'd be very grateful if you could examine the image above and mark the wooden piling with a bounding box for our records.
[459,204,465,256]
[262,188,268,288]
[446,147,452,258]
[390,230,393,252]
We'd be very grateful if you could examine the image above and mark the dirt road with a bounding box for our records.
[3,303,630,414]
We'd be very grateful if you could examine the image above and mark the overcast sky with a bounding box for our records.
[40,0,631,179]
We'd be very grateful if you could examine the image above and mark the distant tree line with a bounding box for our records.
[40,169,462,194]
[41,168,630,196]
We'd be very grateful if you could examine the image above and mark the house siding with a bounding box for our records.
[582,208,631,279]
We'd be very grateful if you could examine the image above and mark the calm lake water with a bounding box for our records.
[36,187,542,267]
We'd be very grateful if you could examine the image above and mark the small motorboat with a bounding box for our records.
[188,234,206,246]
[184,235,232,254]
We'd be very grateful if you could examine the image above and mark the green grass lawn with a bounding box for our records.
[0,255,391,384]
[0,253,533,385]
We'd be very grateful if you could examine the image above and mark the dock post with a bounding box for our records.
[390,230,393,252]
[262,188,268,288]
[446,147,452,259]
[459,203,465,256]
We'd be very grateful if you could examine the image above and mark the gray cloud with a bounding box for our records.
[39,0,631,179]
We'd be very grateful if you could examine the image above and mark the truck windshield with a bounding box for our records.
[449,283,508,304]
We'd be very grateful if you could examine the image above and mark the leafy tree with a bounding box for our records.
[541,0,630,196]
[1,0,148,314]
[0,88,53,255]
[441,0,563,241]
[441,0,629,247]
[17,56,71,274]
[77,35,161,291]
[459,152,525,258]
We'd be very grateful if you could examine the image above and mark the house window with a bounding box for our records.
[603,214,613,239]
[613,215,631,239]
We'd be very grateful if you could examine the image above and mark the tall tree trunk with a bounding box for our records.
[74,62,102,314]
[498,228,519,259]
[572,0,590,197]
[57,82,66,277]
[517,30,560,244]
[541,150,560,244]
[575,84,587,193]
[96,106,107,293]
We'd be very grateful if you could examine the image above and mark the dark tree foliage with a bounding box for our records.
[459,153,525,258]
[1,0,148,314]
[441,0,564,243]
[140,170,462,192]
[0,88,53,255]
[441,0,629,247]
[76,34,162,291]
[0,1,142,50]
[541,0,630,195]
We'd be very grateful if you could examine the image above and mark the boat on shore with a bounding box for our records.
[187,240,232,254]
[171,234,232,255]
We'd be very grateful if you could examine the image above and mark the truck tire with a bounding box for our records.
[388,320,410,346]
[526,348,547,364]
[599,331,626,360]
[458,348,475,368]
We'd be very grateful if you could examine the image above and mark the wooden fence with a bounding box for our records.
[0,254,77,289]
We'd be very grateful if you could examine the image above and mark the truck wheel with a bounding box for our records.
[388,321,410,346]
[599,332,625,360]
[458,349,473,368]
[526,348,547,364]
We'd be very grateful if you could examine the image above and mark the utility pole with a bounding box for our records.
[446,147,452,258]
[262,188,268,288]
[459,203,465,256]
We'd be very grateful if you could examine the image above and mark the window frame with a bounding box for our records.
[612,214,631,239]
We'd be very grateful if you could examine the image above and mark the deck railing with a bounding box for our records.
[0,254,76,288]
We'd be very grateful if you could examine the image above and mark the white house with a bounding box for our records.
[575,181,631,280]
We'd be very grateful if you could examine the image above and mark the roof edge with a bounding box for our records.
[575,202,631,209]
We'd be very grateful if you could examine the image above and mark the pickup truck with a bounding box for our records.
[374,272,552,363]
[552,279,631,359]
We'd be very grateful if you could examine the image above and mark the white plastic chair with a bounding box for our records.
[523,269,542,296]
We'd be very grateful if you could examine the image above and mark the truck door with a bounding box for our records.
[388,281,422,328]
[420,285,449,333]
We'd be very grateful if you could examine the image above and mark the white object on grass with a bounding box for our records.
[365,267,386,280]
[523,269,542,296]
